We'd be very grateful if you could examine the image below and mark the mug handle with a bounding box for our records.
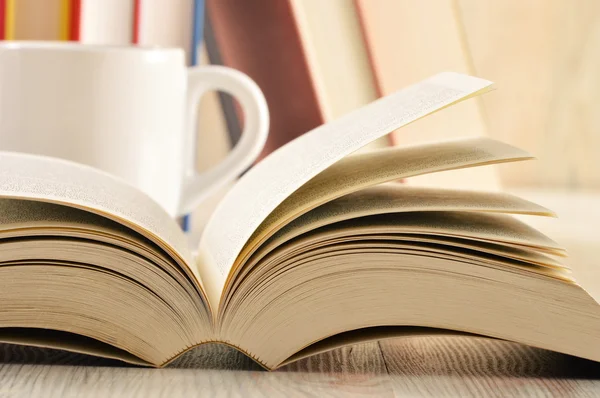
[178,66,269,216]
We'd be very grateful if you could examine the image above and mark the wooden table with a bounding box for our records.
[1,335,600,397]
[2,190,600,397]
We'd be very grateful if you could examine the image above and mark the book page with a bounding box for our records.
[198,72,494,309]
[0,152,206,303]
[240,138,532,263]
[317,211,564,253]
[509,190,600,306]
[222,137,536,301]
[262,185,556,256]
[228,186,562,303]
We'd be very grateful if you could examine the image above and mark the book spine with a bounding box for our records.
[0,0,6,40]
[132,0,141,44]
[289,0,390,150]
[68,0,81,41]
[206,0,324,160]
[135,0,193,56]
[9,0,62,40]
[78,0,135,44]
[59,0,71,40]
[191,0,204,65]
[3,0,13,39]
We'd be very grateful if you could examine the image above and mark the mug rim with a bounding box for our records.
[0,40,184,55]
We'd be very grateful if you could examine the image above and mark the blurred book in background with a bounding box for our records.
[206,0,324,160]
[206,0,390,159]
[355,0,500,191]
[78,0,134,44]
[5,0,63,40]
[206,0,324,162]
[290,0,389,152]
[3,0,597,195]
[0,0,5,39]
[134,0,193,59]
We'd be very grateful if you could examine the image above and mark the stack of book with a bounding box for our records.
[0,0,502,192]
[204,0,498,192]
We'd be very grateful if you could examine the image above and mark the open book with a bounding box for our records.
[1,72,599,370]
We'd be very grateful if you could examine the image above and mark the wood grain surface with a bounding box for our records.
[1,335,599,397]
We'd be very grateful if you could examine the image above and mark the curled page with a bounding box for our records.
[197,72,494,310]
[0,152,202,298]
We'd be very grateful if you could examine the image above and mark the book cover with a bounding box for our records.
[355,0,500,191]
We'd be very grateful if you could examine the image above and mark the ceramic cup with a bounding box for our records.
[0,41,269,216]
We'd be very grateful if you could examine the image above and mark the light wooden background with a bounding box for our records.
[2,335,600,397]
[458,0,600,190]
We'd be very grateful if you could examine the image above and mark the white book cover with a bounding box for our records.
[80,0,135,44]
[136,0,193,63]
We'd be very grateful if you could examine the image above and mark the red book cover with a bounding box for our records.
[0,0,5,40]
[69,0,81,41]
[206,0,324,160]
[132,0,141,44]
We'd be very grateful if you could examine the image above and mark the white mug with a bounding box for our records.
[0,41,269,217]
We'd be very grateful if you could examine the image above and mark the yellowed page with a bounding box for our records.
[319,212,564,254]
[224,213,592,369]
[272,212,565,260]
[0,198,199,296]
[222,138,534,304]
[0,151,205,302]
[270,184,554,246]
[260,233,565,273]
[198,72,494,309]
[229,186,563,303]
[247,138,531,258]
[509,189,600,306]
